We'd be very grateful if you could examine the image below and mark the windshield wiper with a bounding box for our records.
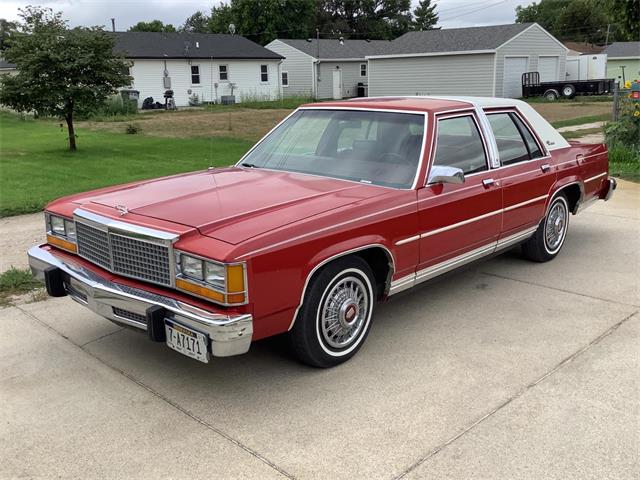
[240,162,259,168]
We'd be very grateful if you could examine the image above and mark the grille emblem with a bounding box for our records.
[115,205,129,216]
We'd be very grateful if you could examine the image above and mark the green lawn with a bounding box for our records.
[550,114,610,129]
[0,112,253,217]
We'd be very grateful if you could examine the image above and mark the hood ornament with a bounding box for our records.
[115,204,129,216]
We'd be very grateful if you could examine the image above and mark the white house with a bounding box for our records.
[114,32,284,107]
[366,23,568,98]
[265,38,391,99]
[0,59,16,75]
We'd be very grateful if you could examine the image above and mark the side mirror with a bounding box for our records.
[427,165,465,185]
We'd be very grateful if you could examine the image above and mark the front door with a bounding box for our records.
[332,69,342,100]
[417,112,502,280]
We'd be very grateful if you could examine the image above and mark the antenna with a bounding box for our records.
[111,18,115,32]
[228,23,236,35]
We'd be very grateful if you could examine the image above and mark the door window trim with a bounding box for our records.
[483,108,550,169]
[425,111,491,185]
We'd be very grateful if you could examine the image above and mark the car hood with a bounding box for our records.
[84,168,388,244]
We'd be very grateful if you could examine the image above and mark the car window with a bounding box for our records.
[432,115,487,175]
[239,109,425,189]
[512,114,543,159]
[487,113,530,165]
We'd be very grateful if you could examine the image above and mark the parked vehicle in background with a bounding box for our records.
[522,71,615,101]
[28,96,616,368]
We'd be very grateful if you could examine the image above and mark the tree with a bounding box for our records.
[412,0,438,31]
[515,0,571,37]
[607,0,639,41]
[181,11,210,33]
[0,18,17,51]
[128,20,176,32]
[0,7,132,151]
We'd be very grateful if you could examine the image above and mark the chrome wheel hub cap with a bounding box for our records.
[320,276,368,349]
[545,202,567,251]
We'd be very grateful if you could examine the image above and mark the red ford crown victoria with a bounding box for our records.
[29,96,616,367]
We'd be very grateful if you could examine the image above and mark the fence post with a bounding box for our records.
[612,82,619,122]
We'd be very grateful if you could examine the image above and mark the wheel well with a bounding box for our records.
[556,183,582,214]
[353,247,393,298]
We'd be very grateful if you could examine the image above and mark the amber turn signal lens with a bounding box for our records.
[176,278,225,302]
[47,234,77,253]
[226,293,246,304]
[226,264,245,293]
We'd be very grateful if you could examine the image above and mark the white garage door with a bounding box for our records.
[503,56,529,98]
[538,56,559,82]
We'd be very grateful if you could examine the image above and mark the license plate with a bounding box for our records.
[165,319,210,363]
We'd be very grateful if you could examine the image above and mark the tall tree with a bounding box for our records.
[607,0,639,41]
[412,0,438,31]
[319,0,413,40]
[0,18,17,51]
[0,7,131,151]
[181,11,210,33]
[128,20,176,32]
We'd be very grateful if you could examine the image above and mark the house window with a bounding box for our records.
[260,64,269,83]
[219,64,228,81]
[282,71,289,87]
[191,65,200,84]
[360,63,367,77]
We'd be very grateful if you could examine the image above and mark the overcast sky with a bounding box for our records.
[0,0,536,32]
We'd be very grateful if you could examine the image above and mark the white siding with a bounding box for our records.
[368,53,495,97]
[265,40,315,97]
[495,24,567,97]
[316,61,365,99]
[129,58,281,107]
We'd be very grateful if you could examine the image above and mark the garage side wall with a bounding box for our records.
[317,61,364,99]
[367,53,495,97]
[265,40,315,97]
[495,24,567,98]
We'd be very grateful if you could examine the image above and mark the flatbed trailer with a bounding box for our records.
[522,72,615,101]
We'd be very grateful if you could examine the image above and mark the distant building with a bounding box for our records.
[113,32,284,107]
[0,59,16,75]
[603,42,640,83]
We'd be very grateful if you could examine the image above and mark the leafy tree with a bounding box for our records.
[0,7,131,151]
[0,19,17,51]
[412,0,438,31]
[128,20,176,32]
[515,0,571,36]
[181,11,211,33]
[208,3,236,35]
[607,0,639,41]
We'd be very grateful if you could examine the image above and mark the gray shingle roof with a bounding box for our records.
[0,58,16,69]
[277,38,393,59]
[602,42,640,58]
[375,23,534,56]
[113,32,283,60]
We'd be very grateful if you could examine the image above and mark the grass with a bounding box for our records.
[551,114,611,129]
[526,95,613,104]
[608,144,640,182]
[0,267,42,307]
[561,127,603,139]
[0,112,253,217]
[205,95,314,112]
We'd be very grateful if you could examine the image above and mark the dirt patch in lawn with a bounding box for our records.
[80,108,291,142]
[530,101,612,123]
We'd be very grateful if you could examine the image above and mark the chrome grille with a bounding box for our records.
[76,222,111,269]
[75,220,173,287]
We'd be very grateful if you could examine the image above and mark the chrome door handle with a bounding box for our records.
[541,164,551,173]
[576,154,584,164]
[482,178,495,188]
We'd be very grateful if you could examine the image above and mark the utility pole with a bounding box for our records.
[111,18,115,32]
[605,23,610,45]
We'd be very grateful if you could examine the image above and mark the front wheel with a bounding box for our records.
[289,257,376,368]
[522,193,570,262]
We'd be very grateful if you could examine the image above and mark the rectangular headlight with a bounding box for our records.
[45,212,77,253]
[176,251,246,305]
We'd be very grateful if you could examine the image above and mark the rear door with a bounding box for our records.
[485,109,556,240]
[416,112,502,278]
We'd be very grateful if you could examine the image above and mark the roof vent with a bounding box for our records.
[195,41,199,48]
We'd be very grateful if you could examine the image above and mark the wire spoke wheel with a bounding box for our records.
[544,200,568,252]
[319,276,369,350]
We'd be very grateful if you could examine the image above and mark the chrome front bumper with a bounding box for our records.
[28,245,253,358]
[604,178,617,201]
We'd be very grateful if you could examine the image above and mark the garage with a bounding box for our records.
[503,56,529,98]
[538,55,560,81]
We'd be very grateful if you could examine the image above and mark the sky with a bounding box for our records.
[0,0,537,32]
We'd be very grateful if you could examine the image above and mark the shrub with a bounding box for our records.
[125,123,141,134]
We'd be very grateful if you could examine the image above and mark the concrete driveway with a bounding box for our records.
[1,181,638,480]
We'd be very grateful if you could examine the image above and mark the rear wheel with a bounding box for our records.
[522,193,569,262]
[561,84,576,98]
[544,89,559,101]
[289,257,376,368]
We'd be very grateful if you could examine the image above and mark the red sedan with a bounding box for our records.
[29,96,616,367]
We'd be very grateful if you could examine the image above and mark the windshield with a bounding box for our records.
[239,109,425,189]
